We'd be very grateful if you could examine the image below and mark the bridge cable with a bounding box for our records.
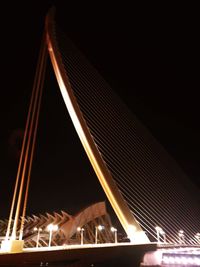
[5,32,47,241]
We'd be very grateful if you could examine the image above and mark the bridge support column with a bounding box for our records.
[1,240,24,253]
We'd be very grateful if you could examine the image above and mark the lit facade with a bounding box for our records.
[0,202,116,247]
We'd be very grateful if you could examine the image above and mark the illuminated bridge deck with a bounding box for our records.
[0,242,156,266]
[0,243,200,266]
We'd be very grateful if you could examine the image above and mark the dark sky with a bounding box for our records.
[0,2,199,224]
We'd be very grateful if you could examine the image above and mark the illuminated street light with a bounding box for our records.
[77,227,85,245]
[178,230,185,244]
[155,226,162,243]
[47,224,58,247]
[159,229,166,243]
[95,225,104,244]
[34,227,42,248]
[195,233,200,244]
[111,227,117,243]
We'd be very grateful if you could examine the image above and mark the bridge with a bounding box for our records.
[0,7,200,266]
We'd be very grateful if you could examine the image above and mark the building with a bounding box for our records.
[0,202,118,248]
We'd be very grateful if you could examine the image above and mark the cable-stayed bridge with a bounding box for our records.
[0,7,200,267]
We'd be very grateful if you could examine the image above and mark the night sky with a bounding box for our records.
[0,2,199,226]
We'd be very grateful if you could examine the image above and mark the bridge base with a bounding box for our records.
[1,240,24,253]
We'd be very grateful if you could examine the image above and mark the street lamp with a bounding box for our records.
[178,230,185,244]
[111,227,117,243]
[195,233,200,244]
[77,227,85,245]
[155,226,162,243]
[95,225,104,244]
[34,227,42,248]
[47,224,58,247]
[160,229,166,243]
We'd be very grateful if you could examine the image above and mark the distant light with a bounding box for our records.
[97,225,104,231]
[111,227,117,232]
[47,224,58,231]
[195,233,200,238]
[77,227,84,232]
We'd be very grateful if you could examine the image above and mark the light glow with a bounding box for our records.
[127,225,147,243]
[163,255,200,266]
[97,225,104,231]
[111,227,117,232]
[47,224,58,232]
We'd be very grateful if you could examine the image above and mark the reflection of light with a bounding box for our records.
[162,254,200,266]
